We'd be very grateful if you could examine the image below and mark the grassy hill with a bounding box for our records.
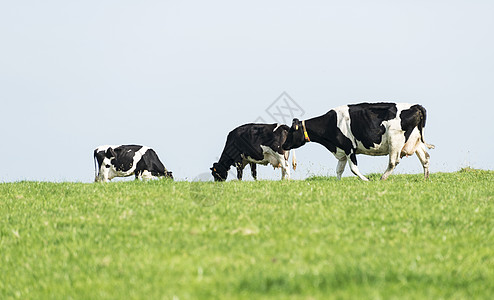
[1,170,493,299]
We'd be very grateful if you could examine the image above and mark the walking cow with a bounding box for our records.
[282,102,435,181]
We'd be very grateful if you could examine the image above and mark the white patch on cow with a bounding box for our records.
[401,127,421,156]
[395,102,413,113]
[333,105,355,148]
[241,145,290,179]
[355,139,391,156]
[137,170,154,180]
[273,123,282,132]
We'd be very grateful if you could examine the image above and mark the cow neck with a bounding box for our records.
[304,115,330,145]
[216,158,231,172]
[217,151,235,171]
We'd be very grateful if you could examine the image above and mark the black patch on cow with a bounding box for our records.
[135,148,168,177]
[400,104,426,143]
[105,148,115,159]
[350,153,357,165]
[111,145,142,172]
[211,123,290,181]
[94,150,106,168]
[330,112,355,155]
[348,103,398,149]
[309,110,354,155]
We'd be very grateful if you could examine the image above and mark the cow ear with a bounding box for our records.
[292,118,300,130]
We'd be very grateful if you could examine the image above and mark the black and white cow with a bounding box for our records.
[94,145,173,182]
[282,103,435,181]
[211,123,297,181]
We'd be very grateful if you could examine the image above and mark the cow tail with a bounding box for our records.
[416,105,427,144]
[417,105,435,149]
[93,150,99,182]
[291,149,297,170]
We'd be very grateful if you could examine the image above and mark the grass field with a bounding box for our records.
[1,169,493,299]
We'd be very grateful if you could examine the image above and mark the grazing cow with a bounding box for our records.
[211,123,297,181]
[94,145,173,182]
[282,103,435,181]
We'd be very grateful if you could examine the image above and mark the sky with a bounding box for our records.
[1,0,493,182]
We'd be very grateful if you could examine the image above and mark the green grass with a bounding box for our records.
[1,170,493,299]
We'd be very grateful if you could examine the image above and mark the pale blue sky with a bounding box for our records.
[1,1,493,182]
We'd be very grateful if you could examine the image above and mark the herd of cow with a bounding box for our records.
[94,102,435,182]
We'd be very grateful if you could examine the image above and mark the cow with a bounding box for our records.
[210,123,297,181]
[94,145,173,182]
[282,103,435,181]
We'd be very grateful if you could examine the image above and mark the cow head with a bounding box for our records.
[210,163,228,182]
[164,171,174,180]
[282,118,308,150]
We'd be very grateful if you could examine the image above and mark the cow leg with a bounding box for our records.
[97,176,110,183]
[336,156,347,180]
[100,168,111,182]
[279,155,290,180]
[415,144,431,179]
[250,163,257,180]
[97,165,111,182]
[381,133,405,180]
[95,169,104,182]
[381,153,400,181]
[135,168,143,180]
[347,153,369,181]
[282,161,290,180]
[236,161,247,181]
